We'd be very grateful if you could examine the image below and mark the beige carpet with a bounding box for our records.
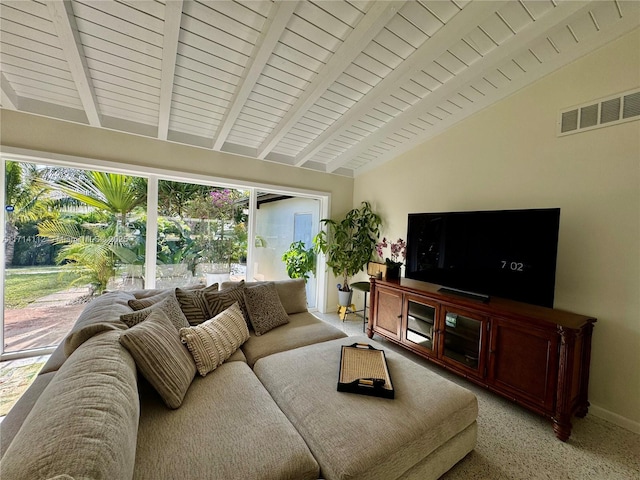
[316,312,640,480]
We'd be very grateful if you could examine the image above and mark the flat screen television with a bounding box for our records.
[405,208,561,308]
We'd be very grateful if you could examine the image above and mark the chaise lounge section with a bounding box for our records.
[1,279,478,480]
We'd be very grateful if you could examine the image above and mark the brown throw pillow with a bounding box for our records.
[119,310,196,409]
[129,284,210,311]
[120,292,189,331]
[175,283,220,325]
[221,279,308,314]
[243,282,290,336]
[179,302,249,376]
[203,280,248,324]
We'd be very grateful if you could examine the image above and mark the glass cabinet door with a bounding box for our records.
[404,296,437,355]
[440,308,485,374]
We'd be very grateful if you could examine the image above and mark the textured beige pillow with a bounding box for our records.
[119,310,196,409]
[243,282,290,336]
[179,302,249,376]
[175,283,220,325]
[221,279,307,314]
[120,293,189,331]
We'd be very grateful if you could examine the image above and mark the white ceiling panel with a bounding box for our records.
[0,0,637,177]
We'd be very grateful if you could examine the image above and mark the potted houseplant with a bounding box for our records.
[282,240,316,282]
[313,201,382,306]
[376,237,406,280]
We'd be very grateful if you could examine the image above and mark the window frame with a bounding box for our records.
[1,148,330,360]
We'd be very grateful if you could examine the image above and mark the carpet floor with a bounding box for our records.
[317,311,640,480]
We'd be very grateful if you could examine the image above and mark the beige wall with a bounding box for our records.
[0,109,354,309]
[355,29,640,427]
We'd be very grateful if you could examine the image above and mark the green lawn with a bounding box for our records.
[4,267,85,309]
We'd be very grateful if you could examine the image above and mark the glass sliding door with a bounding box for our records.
[2,160,146,354]
[2,155,329,359]
[156,179,249,288]
[252,192,320,308]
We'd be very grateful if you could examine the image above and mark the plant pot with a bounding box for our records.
[337,290,353,307]
[385,265,401,281]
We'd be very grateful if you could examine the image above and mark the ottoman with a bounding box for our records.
[253,336,477,480]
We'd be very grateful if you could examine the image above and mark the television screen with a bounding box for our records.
[405,208,561,307]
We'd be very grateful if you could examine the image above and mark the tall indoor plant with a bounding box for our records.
[313,201,382,305]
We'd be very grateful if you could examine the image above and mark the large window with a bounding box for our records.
[155,180,249,288]
[1,154,328,359]
[2,161,147,354]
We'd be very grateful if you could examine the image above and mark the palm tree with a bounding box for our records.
[4,161,52,267]
[36,171,147,292]
[42,171,147,234]
[37,219,137,292]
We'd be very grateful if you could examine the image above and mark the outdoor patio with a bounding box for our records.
[3,288,87,353]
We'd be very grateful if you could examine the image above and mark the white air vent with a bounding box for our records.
[558,88,640,136]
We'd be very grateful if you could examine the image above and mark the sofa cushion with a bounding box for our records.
[241,311,347,367]
[120,310,196,409]
[243,282,290,335]
[222,278,308,314]
[1,330,140,480]
[129,284,212,310]
[175,283,220,324]
[179,302,249,376]
[63,291,134,356]
[134,361,319,480]
[120,292,189,331]
[253,336,478,480]
[40,343,68,374]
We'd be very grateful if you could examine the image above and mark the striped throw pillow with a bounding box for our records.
[179,302,249,376]
[175,283,220,325]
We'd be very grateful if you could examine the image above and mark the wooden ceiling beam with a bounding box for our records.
[46,0,101,127]
[255,1,404,160]
[157,0,184,141]
[1,73,18,110]
[326,0,590,173]
[293,0,500,168]
[213,0,299,151]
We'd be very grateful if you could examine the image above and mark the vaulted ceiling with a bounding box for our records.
[1,1,638,177]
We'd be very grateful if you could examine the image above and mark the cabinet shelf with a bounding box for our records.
[444,327,480,343]
[407,317,433,337]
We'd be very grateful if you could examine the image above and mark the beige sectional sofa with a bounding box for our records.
[0,279,478,480]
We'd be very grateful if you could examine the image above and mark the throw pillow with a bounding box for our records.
[243,282,290,336]
[120,292,189,331]
[119,310,196,409]
[221,279,308,314]
[203,280,248,323]
[175,283,220,325]
[129,283,210,311]
[179,302,249,376]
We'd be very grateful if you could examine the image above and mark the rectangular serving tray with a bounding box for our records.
[337,343,394,399]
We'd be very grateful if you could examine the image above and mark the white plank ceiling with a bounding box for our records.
[1,0,638,177]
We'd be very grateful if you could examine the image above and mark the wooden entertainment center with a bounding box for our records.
[367,277,596,441]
